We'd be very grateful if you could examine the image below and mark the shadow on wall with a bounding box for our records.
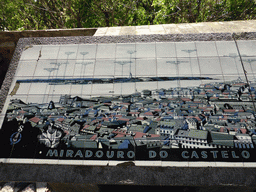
[0,28,97,90]
[0,53,9,89]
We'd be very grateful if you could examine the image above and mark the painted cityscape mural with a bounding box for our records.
[0,41,256,165]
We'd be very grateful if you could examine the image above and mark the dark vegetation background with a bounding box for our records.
[0,0,256,31]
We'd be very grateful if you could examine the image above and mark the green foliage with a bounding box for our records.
[0,0,256,31]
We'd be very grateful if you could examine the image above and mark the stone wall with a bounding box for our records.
[0,28,96,88]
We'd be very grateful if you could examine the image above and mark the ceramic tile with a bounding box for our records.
[0,115,5,128]
[39,45,60,60]
[80,84,93,96]
[195,41,218,57]
[0,136,12,159]
[188,161,216,167]
[134,161,162,166]
[8,128,39,160]
[50,84,71,95]
[49,60,76,78]
[220,56,244,76]
[46,86,61,100]
[2,40,256,167]
[221,75,246,83]
[108,160,134,166]
[25,94,46,104]
[116,43,136,59]
[96,44,116,59]
[215,162,244,167]
[76,44,97,60]
[161,161,189,167]
[156,58,178,77]
[241,56,256,78]
[57,45,78,60]
[33,159,59,165]
[70,85,83,96]
[34,131,63,164]
[135,43,156,58]
[91,83,114,96]
[114,59,135,78]
[8,158,34,164]
[73,60,95,77]
[58,160,84,165]
[135,59,157,76]
[157,58,201,89]
[7,76,27,96]
[236,40,256,57]
[84,160,109,166]
[198,57,222,75]
[94,59,115,76]
[28,81,50,95]
[0,159,10,163]
[56,141,84,164]
[104,144,113,166]
[135,81,158,92]
[15,60,38,77]
[175,58,200,77]
[43,95,63,104]
[215,41,238,57]
[156,42,176,58]
[20,45,42,61]
[113,82,136,96]
[13,81,32,96]
[33,60,58,77]
[108,138,136,164]
[175,42,197,57]
[243,162,256,167]
[158,80,179,89]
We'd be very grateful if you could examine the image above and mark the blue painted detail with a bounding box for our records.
[10,132,22,145]
[182,122,189,130]
[118,139,130,149]
[143,126,150,133]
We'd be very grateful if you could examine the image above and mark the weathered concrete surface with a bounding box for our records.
[94,20,256,36]
[1,163,256,187]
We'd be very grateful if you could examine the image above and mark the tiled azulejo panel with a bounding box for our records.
[1,40,256,167]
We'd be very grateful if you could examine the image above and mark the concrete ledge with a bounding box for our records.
[94,20,256,36]
[1,163,256,187]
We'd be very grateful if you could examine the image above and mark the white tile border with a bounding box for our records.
[215,162,244,167]
[162,161,189,167]
[58,159,85,165]
[83,160,109,166]
[134,161,162,166]
[2,158,256,167]
[0,158,10,163]
[8,158,34,164]
[108,160,134,166]
[33,159,59,165]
